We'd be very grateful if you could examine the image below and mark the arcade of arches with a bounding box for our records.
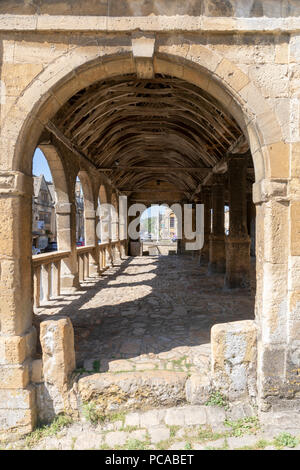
[0,2,300,437]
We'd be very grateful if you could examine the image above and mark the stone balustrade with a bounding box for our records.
[33,240,126,307]
[32,250,70,307]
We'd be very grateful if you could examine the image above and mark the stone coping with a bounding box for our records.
[1,15,300,33]
[32,250,70,265]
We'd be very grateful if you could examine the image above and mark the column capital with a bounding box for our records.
[85,209,96,220]
[0,170,32,197]
[252,179,288,204]
[55,202,72,214]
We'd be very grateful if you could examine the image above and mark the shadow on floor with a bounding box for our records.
[35,254,255,370]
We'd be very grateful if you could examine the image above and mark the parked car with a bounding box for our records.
[43,242,58,253]
[76,240,85,247]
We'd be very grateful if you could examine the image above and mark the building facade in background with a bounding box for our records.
[32,176,56,252]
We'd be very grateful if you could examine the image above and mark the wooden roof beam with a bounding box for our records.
[45,121,122,196]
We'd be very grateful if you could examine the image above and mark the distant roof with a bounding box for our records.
[47,182,56,202]
[33,175,56,203]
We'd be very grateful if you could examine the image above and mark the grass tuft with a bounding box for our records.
[224,416,260,437]
[24,414,73,448]
[273,432,298,449]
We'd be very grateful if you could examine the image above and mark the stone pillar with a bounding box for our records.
[56,202,79,291]
[0,171,37,437]
[127,198,142,256]
[179,201,192,255]
[85,208,99,276]
[224,155,250,289]
[211,320,257,401]
[208,175,225,273]
[200,187,211,264]
[253,179,289,413]
[38,317,76,421]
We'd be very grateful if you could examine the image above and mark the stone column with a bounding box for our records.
[0,171,37,437]
[178,201,188,254]
[200,187,211,264]
[127,198,143,256]
[85,208,99,276]
[224,155,250,289]
[56,201,80,291]
[208,175,226,273]
[253,178,289,413]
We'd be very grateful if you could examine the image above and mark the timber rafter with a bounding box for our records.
[51,74,250,199]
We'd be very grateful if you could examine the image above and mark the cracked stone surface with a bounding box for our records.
[35,255,255,376]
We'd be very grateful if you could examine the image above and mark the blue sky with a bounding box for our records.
[32,148,53,182]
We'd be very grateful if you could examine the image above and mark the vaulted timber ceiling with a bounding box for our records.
[50,74,251,199]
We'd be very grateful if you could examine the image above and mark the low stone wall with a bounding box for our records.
[29,316,258,426]
[211,320,257,402]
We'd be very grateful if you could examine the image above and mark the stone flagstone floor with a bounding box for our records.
[35,254,255,375]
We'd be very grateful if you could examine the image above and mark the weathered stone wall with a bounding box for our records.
[1,0,300,18]
[0,2,299,436]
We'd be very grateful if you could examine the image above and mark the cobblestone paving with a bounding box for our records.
[36,254,255,373]
[7,405,300,451]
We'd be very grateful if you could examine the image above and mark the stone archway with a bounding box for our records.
[0,46,291,435]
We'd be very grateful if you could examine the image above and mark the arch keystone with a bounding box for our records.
[132,33,155,79]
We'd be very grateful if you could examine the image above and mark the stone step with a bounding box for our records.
[122,402,255,430]
[77,370,211,412]
[78,370,189,414]
[77,369,214,414]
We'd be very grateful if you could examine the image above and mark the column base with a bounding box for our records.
[129,241,142,256]
[208,235,225,274]
[199,241,209,265]
[224,236,250,289]
[60,274,80,292]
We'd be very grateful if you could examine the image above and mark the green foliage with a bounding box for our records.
[273,432,298,449]
[198,427,225,442]
[109,411,126,426]
[82,402,105,424]
[25,414,73,448]
[224,416,260,437]
[93,360,100,372]
[126,439,148,450]
[140,216,157,235]
[205,391,229,409]
[255,439,269,449]
[184,442,192,450]
[168,425,180,438]
[74,360,101,375]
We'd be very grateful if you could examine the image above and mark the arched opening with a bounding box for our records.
[32,148,57,255]
[141,204,178,255]
[1,49,289,433]
[30,70,256,403]
[31,145,73,308]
